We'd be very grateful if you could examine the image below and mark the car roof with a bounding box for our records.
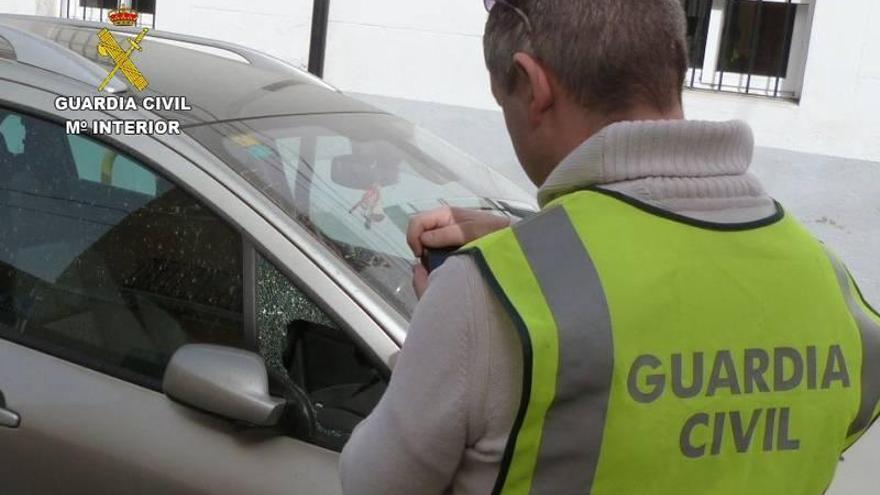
[0,14,381,126]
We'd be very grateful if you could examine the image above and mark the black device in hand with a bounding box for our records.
[420,247,459,274]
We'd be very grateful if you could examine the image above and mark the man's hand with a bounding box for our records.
[412,264,430,300]
[408,207,511,298]
[407,207,511,257]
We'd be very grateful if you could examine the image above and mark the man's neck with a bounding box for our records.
[538,103,685,187]
[536,119,776,225]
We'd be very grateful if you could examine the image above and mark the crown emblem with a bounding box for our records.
[108,8,138,27]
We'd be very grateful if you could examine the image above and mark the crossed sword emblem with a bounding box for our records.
[97,27,150,92]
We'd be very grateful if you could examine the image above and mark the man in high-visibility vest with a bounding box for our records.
[340,1,880,494]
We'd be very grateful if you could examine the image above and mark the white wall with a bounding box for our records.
[154,0,313,69]
[323,0,489,109]
[322,0,880,163]
[683,0,880,162]
[0,0,54,16]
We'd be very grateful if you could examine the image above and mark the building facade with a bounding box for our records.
[2,0,877,163]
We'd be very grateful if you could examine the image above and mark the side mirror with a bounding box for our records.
[163,344,285,427]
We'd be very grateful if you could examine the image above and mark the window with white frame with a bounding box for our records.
[681,0,815,100]
[79,0,155,14]
[62,0,156,27]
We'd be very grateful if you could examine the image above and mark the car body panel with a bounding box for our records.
[0,340,342,495]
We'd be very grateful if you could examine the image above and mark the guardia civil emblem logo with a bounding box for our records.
[96,1,149,92]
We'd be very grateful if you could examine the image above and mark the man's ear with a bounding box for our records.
[512,52,554,126]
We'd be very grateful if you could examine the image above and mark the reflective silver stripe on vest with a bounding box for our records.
[514,207,614,494]
[825,250,880,436]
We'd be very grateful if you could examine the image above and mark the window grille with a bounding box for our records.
[681,0,814,100]
[61,1,156,29]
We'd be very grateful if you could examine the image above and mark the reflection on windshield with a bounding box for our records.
[186,113,534,318]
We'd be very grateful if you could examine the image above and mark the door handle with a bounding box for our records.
[0,391,20,429]
[0,407,19,428]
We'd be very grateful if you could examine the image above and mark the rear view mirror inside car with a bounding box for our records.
[330,153,400,190]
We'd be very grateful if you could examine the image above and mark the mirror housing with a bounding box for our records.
[330,153,399,190]
[163,344,285,427]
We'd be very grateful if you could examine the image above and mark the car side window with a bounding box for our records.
[255,253,385,451]
[0,109,244,389]
[68,134,158,196]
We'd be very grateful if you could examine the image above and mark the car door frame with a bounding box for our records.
[0,78,402,362]
[0,78,399,494]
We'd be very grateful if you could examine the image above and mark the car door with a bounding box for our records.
[0,102,390,494]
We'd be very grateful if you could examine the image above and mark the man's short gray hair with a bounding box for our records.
[484,0,689,114]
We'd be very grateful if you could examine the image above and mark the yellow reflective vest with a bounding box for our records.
[461,188,880,495]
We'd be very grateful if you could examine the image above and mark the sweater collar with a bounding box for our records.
[537,119,756,207]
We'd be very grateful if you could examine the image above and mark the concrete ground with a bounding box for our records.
[355,92,880,493]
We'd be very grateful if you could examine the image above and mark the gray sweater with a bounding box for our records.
[340,120,777,494]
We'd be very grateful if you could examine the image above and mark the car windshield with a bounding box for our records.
[186,113,534,318]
